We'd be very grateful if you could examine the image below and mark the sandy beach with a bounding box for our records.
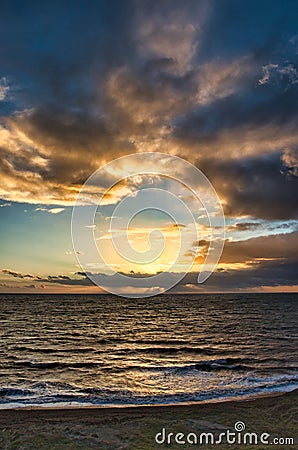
[0,390,297,449]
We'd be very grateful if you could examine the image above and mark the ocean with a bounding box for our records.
[0,293,297,408]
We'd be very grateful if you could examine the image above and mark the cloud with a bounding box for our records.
[195,56,257,105]
[221,231,298,264]
[0,77,9,101]
[226,222,262,232]
[0,0,297,228]
[259,62,298,87]
[1,269,92,287]
[136,0,209,74]
[190,230,298,271]
[180,259,298,291]
[2,269,35,279]
[35,206,65,214]
[258,63,279,85]
[36,255,298,291]
[198,153,298,220]
[48,207,65,214]
[41,273,93,286]
[281,148,298,176]
[172,81,298,165]
[1,1,297,294]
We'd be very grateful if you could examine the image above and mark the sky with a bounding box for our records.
[0,0,298,294]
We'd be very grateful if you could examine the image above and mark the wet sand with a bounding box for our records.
[0,390,297,449]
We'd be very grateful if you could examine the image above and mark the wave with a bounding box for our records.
[0,388,35,397]
[1,293,297,408]
[13,361,100,369]
[1,377,297,407]
[10,345,236,356]
[11,346,96,354]
[123,347,233,355]
[193,357,298,373]
[7,355,297,373]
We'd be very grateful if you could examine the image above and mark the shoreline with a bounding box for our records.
[0,389,296,449]
[0,386,295,412]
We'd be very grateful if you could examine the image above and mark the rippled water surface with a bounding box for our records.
[0,293,297,407]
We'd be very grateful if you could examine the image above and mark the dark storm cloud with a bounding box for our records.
[0,0,298,217]
[174,81,298,145]
[193,230,298,265]
[171,1,298,137]
[178,259,298,291]
[199,153,298,220]
[216,259,298,290]
[221,230,298,264]
[0,0,136,108]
